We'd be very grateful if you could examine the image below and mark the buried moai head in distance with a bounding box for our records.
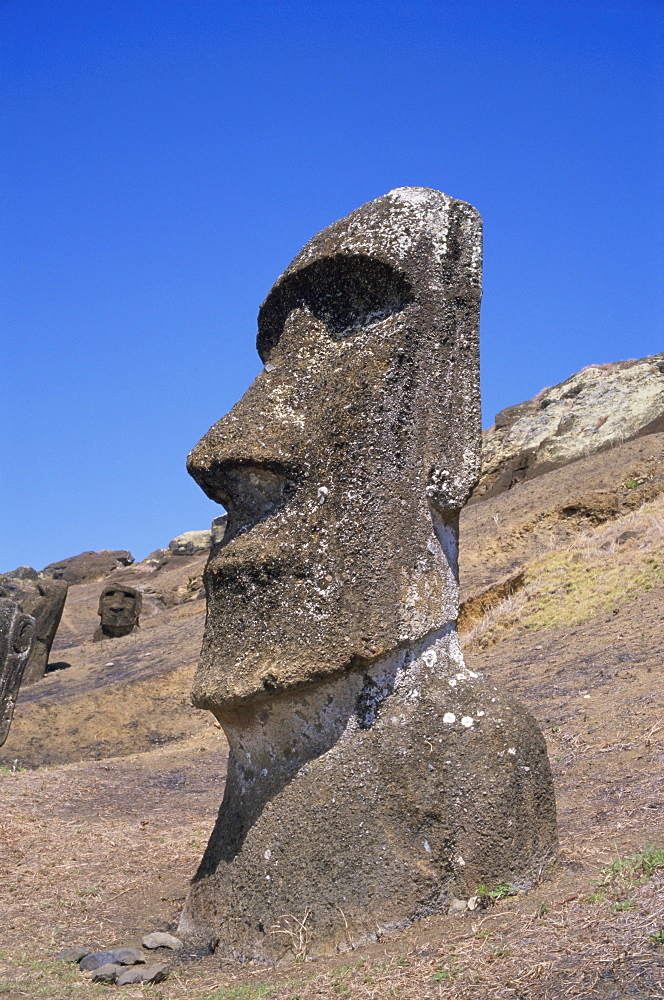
[182,189,557,960]
[187,187,482,711]
[93,584,142,641]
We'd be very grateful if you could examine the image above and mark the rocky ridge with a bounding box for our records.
[475,352,664,502]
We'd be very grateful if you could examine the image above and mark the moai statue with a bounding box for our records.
[0,598,36,746]
[93,584,142,641]
[179,188,557,960]
[20,579,69,685]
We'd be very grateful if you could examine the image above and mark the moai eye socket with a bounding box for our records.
[257,254,415,361]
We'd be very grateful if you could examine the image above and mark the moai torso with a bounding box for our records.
[0,598,36,746]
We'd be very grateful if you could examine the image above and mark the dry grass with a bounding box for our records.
[1,497,663,998]
[464,494,664,649]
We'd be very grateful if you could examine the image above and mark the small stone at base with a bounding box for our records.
[80,951,117,971]
[116,967,143,986]
[117,964,169,986]
[142,931,183,950]
[91,963,123,983]
[55,947,90,963]
[111,947,146,965]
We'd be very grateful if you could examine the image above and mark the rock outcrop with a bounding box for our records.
[475,353,664,502]
[168,531,212,556]
[41,550,134,584]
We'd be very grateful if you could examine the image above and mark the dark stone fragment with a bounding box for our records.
[142,964,169,984]
[20,579,68,685]
[116,963,169,985]
[79,951,117,971]
[116,967,145,986]
[616,530,640,545]
[55,947,90,963]
[90,962,122,983]
[0,599,35,746]
[111,948,146,965]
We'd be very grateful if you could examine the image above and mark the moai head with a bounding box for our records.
[0,598,36,746]
[187,187,482,713]
[96,584,142,639]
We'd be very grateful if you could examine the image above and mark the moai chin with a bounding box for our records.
[0,598,36,746]
[93,584,142,641]
[180,188,557,960]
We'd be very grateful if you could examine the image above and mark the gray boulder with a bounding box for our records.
[41,550,134,584]
[168,530,211,555]
[476,353,664,501]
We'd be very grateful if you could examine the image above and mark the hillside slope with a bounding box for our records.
[0,378,662,999]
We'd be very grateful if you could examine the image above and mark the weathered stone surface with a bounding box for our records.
[41,550,134,584]
[0,566,38,583]
[93,584,142,641]
[55,947,90,963]
[475,354,664,502]
[141,931,183,950]
[0,599,35,746]
[111,947,146,965]
[20,580,68,685]
[116,966,145,986]
[180,635,556,960]
[180,188,557,959]
[169,530,211,555]
[90,962,123,983]
[142,964,169,984]
[79,950,117,971]
[210,515,227,546]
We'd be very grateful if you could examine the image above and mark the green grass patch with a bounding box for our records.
[517,539,664,632]
[0,762,25,776]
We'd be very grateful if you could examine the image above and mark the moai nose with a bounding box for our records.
[189,455,298,543]
[187,315,316,541]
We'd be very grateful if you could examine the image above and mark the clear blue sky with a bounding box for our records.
[1,0,662,573]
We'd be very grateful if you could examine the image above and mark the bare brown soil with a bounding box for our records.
[1,438,663,999]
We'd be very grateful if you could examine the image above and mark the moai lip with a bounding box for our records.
[94,584,142,641]
[180,188,558,960]
[0,598,36,746]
